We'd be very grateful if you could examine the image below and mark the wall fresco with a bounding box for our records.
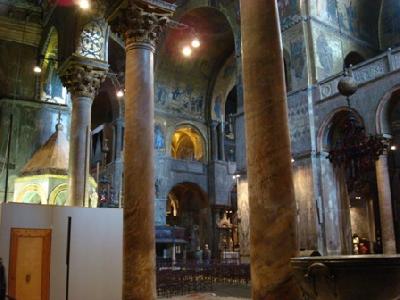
[155,83,204,119]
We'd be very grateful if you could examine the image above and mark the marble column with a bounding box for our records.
[376,153,397,254]
[240,1,300,299]
[59,54,107,206]
[111,2,174,299]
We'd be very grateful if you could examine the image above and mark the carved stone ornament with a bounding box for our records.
[110,1,175,48]
[59,54,108,98]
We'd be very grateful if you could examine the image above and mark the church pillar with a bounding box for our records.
[239,1,300,299]
[217,122,225,161]
[111,2,174,299]
[376,152,397,254]
[210,121,219,161]
[114,117,124,207]
[59,55,107,206]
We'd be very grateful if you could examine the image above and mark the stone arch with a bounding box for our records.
[210,54,237,121]
[376,84,400,135]
[317,106,365,153]
[170,125,206,162]
[16,184,46,205]
[165,182,211,254]
[49,183,68,206]
[318,108,378,255]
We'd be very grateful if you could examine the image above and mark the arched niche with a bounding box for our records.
[344,51,365,68]
[171,126,205,162]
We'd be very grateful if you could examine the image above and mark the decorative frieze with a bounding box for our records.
[318,49,399,100]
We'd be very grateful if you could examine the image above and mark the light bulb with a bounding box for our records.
[33,66,42,74]
[182,46,192,57]
[191,38,201,48]
[391,145,397,151]
[291,158,295,163]
[79,0,90,9]
[116,90,124,98]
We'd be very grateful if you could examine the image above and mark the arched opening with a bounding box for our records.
[22,191,42,204]
[224,87,237,161]
[171,126,205,162]
[40,27,67,104]
[165,182,211,257]
[16,184,45,204]
[321,110,381,255]
[344,51,365,68]
[49,183,68,206]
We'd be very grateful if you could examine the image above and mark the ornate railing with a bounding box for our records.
[156,260,250,297]
[318,47,400,101]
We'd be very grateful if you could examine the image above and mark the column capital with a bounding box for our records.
[59,54,108,98]
[109,0,175,50]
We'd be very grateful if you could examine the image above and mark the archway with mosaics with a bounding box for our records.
[171,126,205,162]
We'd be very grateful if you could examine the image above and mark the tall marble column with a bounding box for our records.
[376,153,397,254]
[59,55,107,206]
[240,1,300,299]
[111,2,174,299]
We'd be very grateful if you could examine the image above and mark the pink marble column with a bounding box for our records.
[239,0,300,298]
[376,153,396,254]
[59,55,107,206]
[111,2,174,299]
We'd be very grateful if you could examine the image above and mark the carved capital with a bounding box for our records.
[110,1,175,49]
[59,54,108,98]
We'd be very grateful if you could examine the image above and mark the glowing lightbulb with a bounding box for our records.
[191,38,201,48]
[391,145,397,151]
[291,158,295,163]
[79,0,90,9]
[33,66,42,74]
[116,90,124,98]
[182,46,192,57]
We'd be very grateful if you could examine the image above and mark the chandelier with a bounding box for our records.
[327,67,391,190]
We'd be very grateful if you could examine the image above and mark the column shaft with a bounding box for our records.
[218,122,225,161]
[376,154,396,254]
[123,42,156,300]
[240,1,300,299]
[68,96,92,206]
[210,121,218,161]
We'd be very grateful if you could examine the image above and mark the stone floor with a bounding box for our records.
[158,284,251,300]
